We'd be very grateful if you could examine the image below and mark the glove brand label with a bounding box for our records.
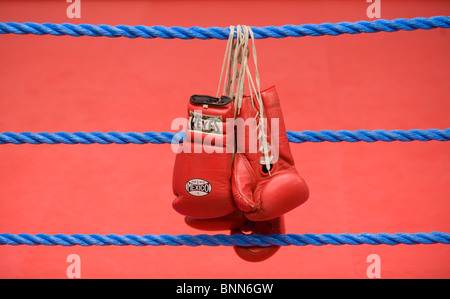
[171,113,280,164]
[186,179,212,196]
[189,111,223,135]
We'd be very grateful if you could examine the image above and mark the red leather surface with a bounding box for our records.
[232,86,309,221]
[173,96,235,218]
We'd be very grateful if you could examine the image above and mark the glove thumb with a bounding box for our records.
[232,153,257,213]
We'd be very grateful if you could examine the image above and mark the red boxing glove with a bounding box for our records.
[232,86,309,221]
[232,216,285,263]
[172,95,236,219]
[185,211,284,263]
[183,86,309,262]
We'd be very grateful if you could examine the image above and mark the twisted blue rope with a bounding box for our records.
[0,129,449,145]
[287,128,450,143]
[0,232,448,247]
[0,16,449,39]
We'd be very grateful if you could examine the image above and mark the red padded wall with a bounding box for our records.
[0,0,449,278]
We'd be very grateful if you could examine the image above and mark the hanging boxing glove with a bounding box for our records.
[232,215,285,263]
[185,211,285,263]
[232,86,309,221]
[172,94,237,219]
[181,26,309,263]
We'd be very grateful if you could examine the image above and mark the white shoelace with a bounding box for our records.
[216,25,272,172]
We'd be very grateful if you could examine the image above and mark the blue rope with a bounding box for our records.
[0,232,448,247]
[287,128,450,143]
[0,129,449,145]
[0,16,448,39]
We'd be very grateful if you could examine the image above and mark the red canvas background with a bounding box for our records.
[0,0,449,278]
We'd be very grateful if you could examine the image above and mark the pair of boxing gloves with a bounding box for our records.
[172,86,309,262]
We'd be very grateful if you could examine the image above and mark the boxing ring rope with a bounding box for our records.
[0,16,449,39]
[0,16,449,248]
[1,232,449,247]
[1,129,449,145]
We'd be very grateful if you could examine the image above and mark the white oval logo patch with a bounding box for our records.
[186,179,212,197]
